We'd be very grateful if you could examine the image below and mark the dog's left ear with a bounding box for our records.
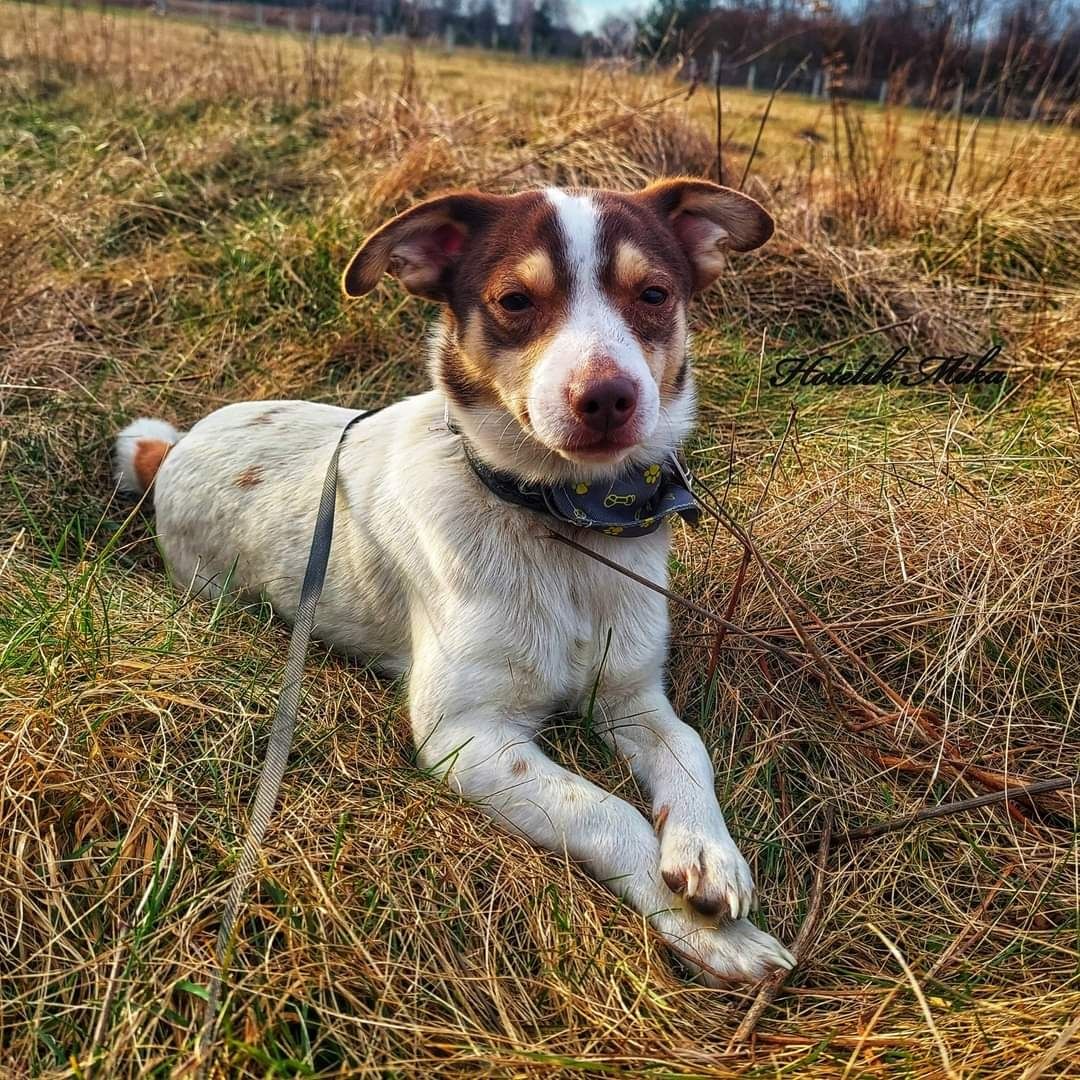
[637,178,774,291]
[342,191,500,301]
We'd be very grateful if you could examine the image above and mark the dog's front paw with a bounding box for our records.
[655,808,755,920]
[662,917,796,986]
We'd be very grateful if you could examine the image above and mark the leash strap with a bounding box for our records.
[197,411,367,1074]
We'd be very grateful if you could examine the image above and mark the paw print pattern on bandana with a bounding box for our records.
[604,525,624,535]
[643,463,662,485]
[575,482,589,494]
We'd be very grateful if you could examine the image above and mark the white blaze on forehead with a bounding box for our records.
[524,188,660,465]
[544,187,600,296]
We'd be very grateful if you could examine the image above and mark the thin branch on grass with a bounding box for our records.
[545,530,803,667]
[705,547,750,684]
[728,811,833,1047]
[714,50,723,186]
[812,777,1073,846]
[738,56,811,191]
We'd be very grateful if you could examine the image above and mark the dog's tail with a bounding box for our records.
[114,418,183,497]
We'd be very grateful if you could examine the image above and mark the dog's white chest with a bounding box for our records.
[476,523,671,709]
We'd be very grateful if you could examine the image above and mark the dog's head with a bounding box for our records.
[344,179,773,482]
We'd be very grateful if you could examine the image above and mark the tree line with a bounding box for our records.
[112,0,1079,113]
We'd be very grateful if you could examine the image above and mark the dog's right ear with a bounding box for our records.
[342,192,500,302]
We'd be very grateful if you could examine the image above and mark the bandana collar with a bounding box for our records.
[456,432,700,538]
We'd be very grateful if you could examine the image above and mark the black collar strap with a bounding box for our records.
[458,435,700,538]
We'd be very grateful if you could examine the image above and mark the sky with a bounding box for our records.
[572,0,645,32]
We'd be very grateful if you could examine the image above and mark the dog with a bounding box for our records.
[114,178,795,984]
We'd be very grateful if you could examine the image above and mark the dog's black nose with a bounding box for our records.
[570,376,638,433]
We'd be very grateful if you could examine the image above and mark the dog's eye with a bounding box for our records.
[639,286,668,305]
[498,292,532,312]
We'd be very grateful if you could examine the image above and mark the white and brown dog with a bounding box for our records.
[115,179,795,984]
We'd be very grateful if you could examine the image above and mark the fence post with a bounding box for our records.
[311,10,320,41]
[444,24,454,51]
[879,79,887,105]
[811,69,822,98]
[287,10,296,33]
[747,63,755,92]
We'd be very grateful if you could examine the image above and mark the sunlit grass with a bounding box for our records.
[1,3,1078,1076]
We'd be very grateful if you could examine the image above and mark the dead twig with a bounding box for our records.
[729,810,833,1047]
[813,777,1073,846]
[544,530,804,667]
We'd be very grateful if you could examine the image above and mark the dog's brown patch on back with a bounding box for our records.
[234,465,264,488]
[133,439,171,491]
[247,408,282,426]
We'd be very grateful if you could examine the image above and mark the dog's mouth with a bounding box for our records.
[554,430,640,464]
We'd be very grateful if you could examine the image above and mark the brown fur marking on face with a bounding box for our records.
[432,194,573,421]
[510,758,529,778]
[613,240,651,291]
[511,249,556,297]
[133,439,171,491]
[654,803,671,836]
[597,196,694,302]
[234,465,264,488]
[438,313,500,410]
[656,305,689,399]
[667,356,689,397]
[591,196,694,405]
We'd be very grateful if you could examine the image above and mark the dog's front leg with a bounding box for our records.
[409,650,792,985]
[596,685,795,980]
[409,649,675,928]
[597,685,751,918]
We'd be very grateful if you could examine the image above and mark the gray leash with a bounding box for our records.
[196,411,367,1076]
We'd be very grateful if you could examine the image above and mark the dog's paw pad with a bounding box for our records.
[657,816,755,920]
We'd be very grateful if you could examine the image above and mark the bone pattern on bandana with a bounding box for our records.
[459,438,701,537]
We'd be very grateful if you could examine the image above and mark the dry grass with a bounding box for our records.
[1,4,1078,1076]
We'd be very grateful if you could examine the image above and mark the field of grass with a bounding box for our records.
[2,3,1079,1076]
